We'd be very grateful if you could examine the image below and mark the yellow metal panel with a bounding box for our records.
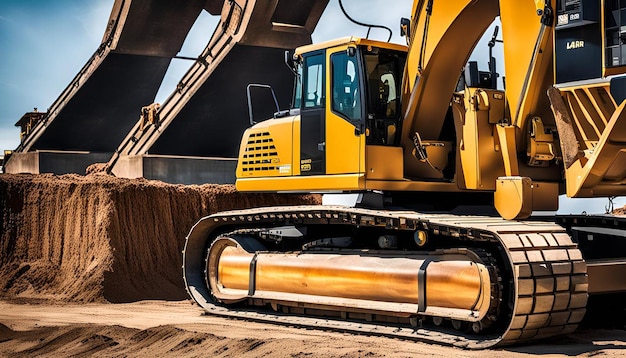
[235,128,252,178]
[494,176,533,220]
[405,141,453,180]
[324,44,364,175]
[459,88,506,190]
[295,37,406,57]
[489,180,558,213]
[365,145,403,180]
[496,124,520,177]
[236,116,296,178]
[405,0,480,96]
[325,113,363,174]
[237,174,364,192]
[292,116,301,176]
[500,0,555,130]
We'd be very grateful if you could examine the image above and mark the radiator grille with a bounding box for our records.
[240,131,279,173]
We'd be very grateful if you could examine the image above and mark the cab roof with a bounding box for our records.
[294,37,407,57]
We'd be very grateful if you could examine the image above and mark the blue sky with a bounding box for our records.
[0,1,113,150]
[0,0,621,213]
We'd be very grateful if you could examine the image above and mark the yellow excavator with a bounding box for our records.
[184,0,626,348]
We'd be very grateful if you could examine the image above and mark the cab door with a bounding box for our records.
[300,52,326,175]
[324,46,365,176]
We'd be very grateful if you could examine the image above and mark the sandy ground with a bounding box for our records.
[1,300,625,357]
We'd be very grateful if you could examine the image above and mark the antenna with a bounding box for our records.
[338,0,393,42]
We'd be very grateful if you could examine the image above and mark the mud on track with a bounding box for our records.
[0,173,319,303]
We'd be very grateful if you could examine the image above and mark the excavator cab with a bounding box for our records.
[236,37,407,192]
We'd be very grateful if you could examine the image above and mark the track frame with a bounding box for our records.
[183,205,588,348]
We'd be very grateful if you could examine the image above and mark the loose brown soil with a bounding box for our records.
[0,173,319,303]
[1,173,625,357]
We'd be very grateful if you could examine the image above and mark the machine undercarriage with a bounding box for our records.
[183,205,589,348]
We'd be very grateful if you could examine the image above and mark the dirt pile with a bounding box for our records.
[0,174,319,303]
[613,207,626,215]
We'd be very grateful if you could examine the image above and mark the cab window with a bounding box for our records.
[292,62,303,109]
[364,50,404,120]
[331,51,362,121]
[363,47,406,145]
[303,54,325,108]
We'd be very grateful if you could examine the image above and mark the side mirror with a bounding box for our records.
[284,50,298,76]
[247,84,280,126]
[284,50,292,68]
[400,18,411,38]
